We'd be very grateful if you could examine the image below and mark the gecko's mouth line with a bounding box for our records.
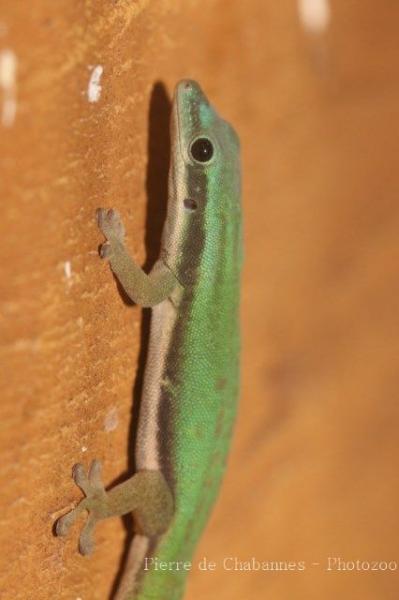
[174,80,210,163]
[173,95,185,163]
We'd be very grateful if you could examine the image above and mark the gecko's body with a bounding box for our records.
[56,80,241,600]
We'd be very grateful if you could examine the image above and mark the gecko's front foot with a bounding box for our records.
[96,208,126,259]
[56,459,109,555]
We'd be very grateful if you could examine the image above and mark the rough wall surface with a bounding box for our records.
[1,1,398,598]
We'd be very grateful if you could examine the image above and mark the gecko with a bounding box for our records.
[56,79,242,600]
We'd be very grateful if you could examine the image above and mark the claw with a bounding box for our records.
[78,514,96,555]
[99,241,112,259]
[56,511,76,537]
[72,463,91,494]
[55,460,107,555]
[96,207,125,241]
[88,459,103,489]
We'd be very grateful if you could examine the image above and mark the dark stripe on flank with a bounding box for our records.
[133,535,161,596]
[156,166,208,491]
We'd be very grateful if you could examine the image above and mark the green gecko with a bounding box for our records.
[56,79,242,600]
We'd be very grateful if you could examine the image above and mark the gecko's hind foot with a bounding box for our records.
[55,459,108,555]
[96,208,126,242]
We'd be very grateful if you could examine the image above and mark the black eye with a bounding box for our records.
[190,137,214,163]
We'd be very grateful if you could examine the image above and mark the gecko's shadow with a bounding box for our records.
[109,81,171,600]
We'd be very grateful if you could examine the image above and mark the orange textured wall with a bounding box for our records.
[1,1,398,599]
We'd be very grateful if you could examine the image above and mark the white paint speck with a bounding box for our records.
[104,407,119,432]
[81,446,88,453]
[0,49,17,127]
[298,0,331,33]
[63,261,72,279]
[87,65,103,103]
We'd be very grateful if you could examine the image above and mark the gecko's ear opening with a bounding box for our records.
[184,198,198,211]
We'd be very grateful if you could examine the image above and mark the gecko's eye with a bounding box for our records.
[190,137,214,163]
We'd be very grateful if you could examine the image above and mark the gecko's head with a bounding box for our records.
[165,80,241,283]
[172,80,240,189]
[170,80,240,219]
